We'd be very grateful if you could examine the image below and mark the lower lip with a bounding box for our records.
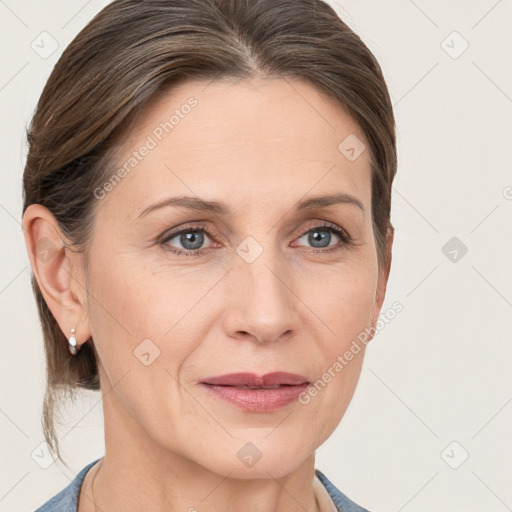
[200,383,310,412]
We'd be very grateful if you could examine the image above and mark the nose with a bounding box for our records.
[223,245,298,345]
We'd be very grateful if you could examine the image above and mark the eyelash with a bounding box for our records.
[159,222,353,257]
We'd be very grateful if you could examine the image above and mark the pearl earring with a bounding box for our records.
[68,328,78,355]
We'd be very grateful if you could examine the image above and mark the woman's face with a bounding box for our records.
[82,76,391,477]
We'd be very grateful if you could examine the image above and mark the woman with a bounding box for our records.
[22,0,396,510]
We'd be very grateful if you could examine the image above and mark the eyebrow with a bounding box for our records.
[136,192,365,219]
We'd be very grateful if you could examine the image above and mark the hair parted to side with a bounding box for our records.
[22,0,397,464]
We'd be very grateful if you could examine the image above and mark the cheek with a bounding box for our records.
[313,354,365,445]
[293,322,366,451]
[86,250,206,385]
[299,265,376,438]
[86,258,187,435]
[310,260,378,340]
[85,252,163,383]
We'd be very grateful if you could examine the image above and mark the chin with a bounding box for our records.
[199,439,313,480]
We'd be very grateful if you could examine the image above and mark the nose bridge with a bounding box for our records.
[225,236,297,343]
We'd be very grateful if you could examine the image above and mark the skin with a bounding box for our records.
[23,75,393,512]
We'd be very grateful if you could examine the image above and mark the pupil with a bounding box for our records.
[309,230,330,248]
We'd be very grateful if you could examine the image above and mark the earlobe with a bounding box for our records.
[22,204,92,351]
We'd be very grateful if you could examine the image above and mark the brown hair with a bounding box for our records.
[22,0,397,463]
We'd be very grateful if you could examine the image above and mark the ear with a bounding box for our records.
[22,204,92,351]
[369,223,394,334]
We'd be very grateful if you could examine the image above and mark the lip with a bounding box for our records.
[200,372,310,412]
[201,372,309,387]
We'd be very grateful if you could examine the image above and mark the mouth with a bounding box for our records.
[201,371,309,387]
[200,372,310,412]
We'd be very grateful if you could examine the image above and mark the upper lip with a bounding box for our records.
[201,372,309,387]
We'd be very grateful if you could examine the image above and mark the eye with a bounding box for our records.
[160,221,353,256]
[293,223,352,252]
[160,223,215,256]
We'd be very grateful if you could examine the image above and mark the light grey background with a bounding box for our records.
[1,1,511,511]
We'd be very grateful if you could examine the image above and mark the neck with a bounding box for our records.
[91,449,324,512]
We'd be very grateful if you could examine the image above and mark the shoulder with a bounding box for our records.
[33,458,101,512]
[315,468,373,512]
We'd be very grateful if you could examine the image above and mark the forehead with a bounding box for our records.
[102,76,372,218]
